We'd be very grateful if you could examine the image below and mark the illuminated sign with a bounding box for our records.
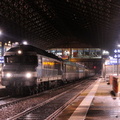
[0,57,4,63]
[105,59,120,65]
[114,49,120,58]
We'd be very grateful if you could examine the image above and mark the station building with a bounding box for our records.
[47,48,108,74]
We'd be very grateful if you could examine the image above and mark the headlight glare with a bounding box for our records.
[6,73,12,78]
[25,73,32,78]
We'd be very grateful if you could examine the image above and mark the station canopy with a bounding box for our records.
[0,0,120,53]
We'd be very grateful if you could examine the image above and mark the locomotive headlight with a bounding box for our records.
[25,73,32,78]
[6,73,12,78]
[18,50,22,54]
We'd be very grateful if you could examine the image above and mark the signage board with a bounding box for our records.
[0,57,4,63]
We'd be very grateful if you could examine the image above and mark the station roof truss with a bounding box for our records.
[0,0,120,52]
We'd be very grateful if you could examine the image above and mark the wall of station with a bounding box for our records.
[103,58,120,77]
[47,48,102,74]
[47,48,102,60]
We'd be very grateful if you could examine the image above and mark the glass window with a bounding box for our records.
[66,65,77,73]
[5,55,38,65]
[42,58,55,69]
[50,49,56,54]
[73,50,78,57]
[5,56,20,63]
[84,48,90,58]
[62,49,70,59]
[56,49,62,57]
[22,56,37,64]
[90,49,96,57]
[90,48,101,58]
[78,49,84,57]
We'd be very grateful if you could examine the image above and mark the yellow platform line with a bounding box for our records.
[68,78,101,120]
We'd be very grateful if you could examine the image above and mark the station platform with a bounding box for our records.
[57,78,120,120]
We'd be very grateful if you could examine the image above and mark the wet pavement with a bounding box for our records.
[57,78,120,120]
[86,79,120,120]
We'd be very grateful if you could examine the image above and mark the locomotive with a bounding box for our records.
[1,45,94,95]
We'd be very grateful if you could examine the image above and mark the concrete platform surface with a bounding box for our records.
[57,78,120,120]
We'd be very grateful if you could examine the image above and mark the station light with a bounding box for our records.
[23,41,28,45]
[102,50,109,55]
[0,30,2,36]
[117,44,120,47]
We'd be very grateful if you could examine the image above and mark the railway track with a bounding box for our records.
[4,77,97,120]
[0,80,84,107]
[0,96,10,101]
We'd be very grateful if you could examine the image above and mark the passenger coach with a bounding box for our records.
[1,45,93,95]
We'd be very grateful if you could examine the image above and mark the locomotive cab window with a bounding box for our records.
[22,55,38,65]
[5,55,38,65]
[5,56,20,63]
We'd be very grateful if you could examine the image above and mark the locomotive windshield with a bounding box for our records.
[4,55,38,65]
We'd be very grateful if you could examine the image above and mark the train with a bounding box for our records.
[1,45,95,95]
